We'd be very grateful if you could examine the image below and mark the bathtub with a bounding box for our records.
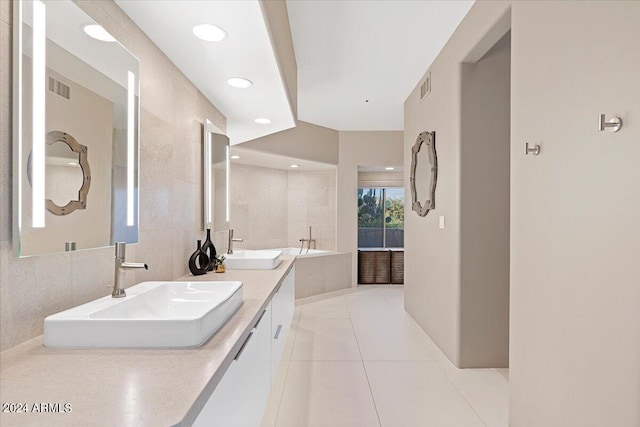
[273,248,353,298]
[278,247,332,257]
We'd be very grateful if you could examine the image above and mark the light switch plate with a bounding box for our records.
[439,216,445,229]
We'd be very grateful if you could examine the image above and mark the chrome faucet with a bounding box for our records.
[113,242,148,298]
[298,226,317,254]
[227,229,243,255]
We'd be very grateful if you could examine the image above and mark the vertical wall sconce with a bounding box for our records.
[226,144,230,223]
[32,0,46,228]
[126,71,135,226]
[204,120,213,229]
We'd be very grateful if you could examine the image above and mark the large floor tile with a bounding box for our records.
[365,361,484,427]
[261,358,290,427]
[357,285,404,298]
[439,367,509,427]
[276,361,380,427]
[352,317,434,361]
[345,294,399,318]
[280,318,299,361]
[383,294,406,316]
[268,286,509,427]
[299,296,350,319]
[291,318,361,361]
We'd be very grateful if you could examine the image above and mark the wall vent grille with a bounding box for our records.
[420,72,431,101]
[48,76,71,100]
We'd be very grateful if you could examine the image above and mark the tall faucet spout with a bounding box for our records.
[112,242,148,298]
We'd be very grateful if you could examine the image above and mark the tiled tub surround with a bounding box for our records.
[0,257,295,427]
[230,164,337,252]
[0,0,227,351]
[278,249,352,299]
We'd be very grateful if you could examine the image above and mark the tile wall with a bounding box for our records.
[230,164,337,252]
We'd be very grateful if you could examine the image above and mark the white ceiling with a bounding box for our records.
[115,0,473,144]
[115,0,295,145]
[287,0,474,131]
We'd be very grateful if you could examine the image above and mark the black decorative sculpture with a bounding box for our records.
[202,229,217,271]
[188,240,210,276]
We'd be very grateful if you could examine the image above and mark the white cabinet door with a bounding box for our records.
[271,267,295,381]
[194,304,272,427]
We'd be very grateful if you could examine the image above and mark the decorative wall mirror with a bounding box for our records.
[203,120,230,231]
[410,131,438,217]
[27,131,91,216]
[13,0,140,257]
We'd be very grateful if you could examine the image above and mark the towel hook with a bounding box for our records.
[598,114,622,132]
[525,142,541,156]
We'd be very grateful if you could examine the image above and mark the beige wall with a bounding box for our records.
[229,164,289,250]
[403,0,511,369]
[287,169,336,250]
[337,131,404,285]
[459,32,510,368]
[229,163,336,252]
[509,2,640,425]
[0,0,227,351]
[241,120,339,165]
[405,0,640,424]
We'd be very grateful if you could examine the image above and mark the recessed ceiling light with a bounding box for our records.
[385,167,395,171]
[290,164,299,169]
[254,118,271,124]
[227,77,253,88]
[192,24,227,42]
[67,162,78,166]
[83,25,116,42]
[230,155,240,160]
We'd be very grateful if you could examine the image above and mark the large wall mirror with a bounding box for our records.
[203,120,229,232]
[13,0,140,257]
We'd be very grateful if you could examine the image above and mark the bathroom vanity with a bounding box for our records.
[0,257,296,427]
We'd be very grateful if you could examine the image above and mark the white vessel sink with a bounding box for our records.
[44,281,243,348]
[225,250,283,270]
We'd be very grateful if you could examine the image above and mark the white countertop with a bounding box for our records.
[0,256,295,427]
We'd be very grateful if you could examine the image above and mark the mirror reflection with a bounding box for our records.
[27,131,90,215]
[410,131,438,217]
[45,141,83,208]
[14,0,139,256]
[203,120,230,232]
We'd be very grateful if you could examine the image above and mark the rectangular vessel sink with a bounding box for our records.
[225,250,283,270]
[44,281,243,348]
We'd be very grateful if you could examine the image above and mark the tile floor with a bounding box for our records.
[261,285,509,427]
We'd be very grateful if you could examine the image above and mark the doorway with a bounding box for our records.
[458,30,511,367]
[356,166,404,285]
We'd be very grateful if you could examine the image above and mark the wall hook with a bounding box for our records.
[525,142,541,156]
[598,114,622,132]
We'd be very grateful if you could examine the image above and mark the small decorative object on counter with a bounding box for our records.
[202,228,217,271]
[214,255,226,273]
[188,240,210,276]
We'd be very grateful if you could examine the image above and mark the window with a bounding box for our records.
[357,187,404,248]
